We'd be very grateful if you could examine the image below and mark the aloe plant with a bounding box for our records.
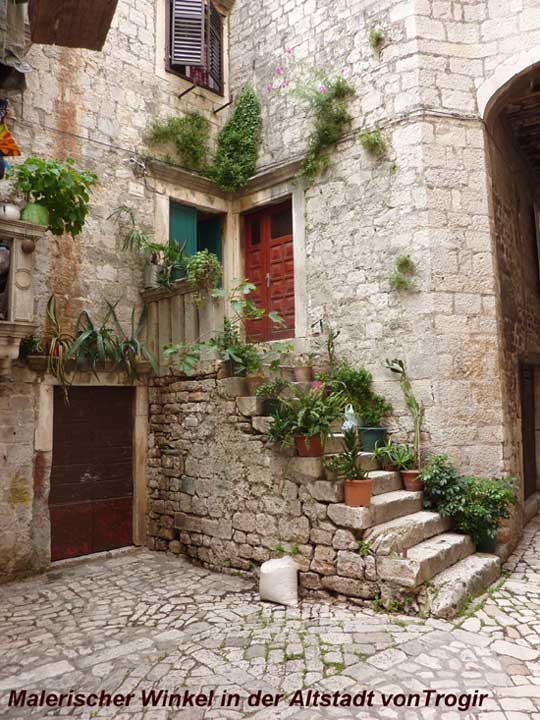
[107,302,159,381]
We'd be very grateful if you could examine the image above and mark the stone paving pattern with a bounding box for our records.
[4,519,540,719]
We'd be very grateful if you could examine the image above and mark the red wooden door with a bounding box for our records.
[244,200,295,342]
[49,387,134,561]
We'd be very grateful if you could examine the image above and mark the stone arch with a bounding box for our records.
[478,49,540,120]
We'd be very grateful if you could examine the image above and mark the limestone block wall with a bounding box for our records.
[227,0,540,483]
[147,375,455,611]
[0,0,226,581]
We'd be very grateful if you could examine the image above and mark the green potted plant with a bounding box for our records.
[185,249,222,303]
[420,455,464,515]
[392,443,422,491]
[294,352,316,382]
[66,307,119,376]
[276,388,340,457]
[385,358,425,481]
[373,437,399,471]
[255,378,291,415]
[359,393,392,453]
[332,427,372,506]
[11,156,97,235]
[456,476,515,553]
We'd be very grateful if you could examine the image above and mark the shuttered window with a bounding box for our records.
[167,0,224,95]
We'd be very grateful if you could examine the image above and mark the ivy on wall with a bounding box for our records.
[146,88,262,193]
[208,87,262,192]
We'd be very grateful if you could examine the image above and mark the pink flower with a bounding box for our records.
[286,47,293,55]
[275,66,283,76]
[319,86,328,94]
[267,83,273,93]
[281,79,289,89]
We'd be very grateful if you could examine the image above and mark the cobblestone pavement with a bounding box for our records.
[4,524,540,720]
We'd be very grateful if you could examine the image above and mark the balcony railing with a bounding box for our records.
[0,217,45,376]
[141,280,225,373]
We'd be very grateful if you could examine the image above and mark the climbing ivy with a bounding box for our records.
[208,87,262,191]
[145,111,211,173]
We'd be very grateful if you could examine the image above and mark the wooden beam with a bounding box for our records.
[28,0,119,51]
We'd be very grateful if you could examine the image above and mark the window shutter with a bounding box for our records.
[208,2,223,91]
[170,0,205,66]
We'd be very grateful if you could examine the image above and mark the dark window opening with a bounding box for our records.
[166,0,224,95]
[169,200,223,262]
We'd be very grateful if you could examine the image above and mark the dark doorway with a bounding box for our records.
[521,365,538,499]
[49,387,134,561]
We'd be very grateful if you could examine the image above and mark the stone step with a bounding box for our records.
[364,511,452,555]
[377,533,475,589]
[307,471,400,504]
[327,490,423,532]
[419,554,501,619]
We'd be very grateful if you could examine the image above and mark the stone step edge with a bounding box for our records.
[376,533,475,589]
[364,511,453,555]
[417,553,502,619]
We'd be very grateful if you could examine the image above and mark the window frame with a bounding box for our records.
[165,0,224,96]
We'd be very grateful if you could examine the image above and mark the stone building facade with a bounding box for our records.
[1,0,540,606]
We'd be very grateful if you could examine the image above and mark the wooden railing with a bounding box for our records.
[141,281,225,373]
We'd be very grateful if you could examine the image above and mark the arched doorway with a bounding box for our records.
[484,62,540,503]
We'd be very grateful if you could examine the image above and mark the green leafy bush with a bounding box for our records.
[255,378,291,398]
[389,254,418,291]
[421,455,466,518]
[146,111,211,173]
[209,87,262,191]
[456,475,515,546]
[369,29,385,51]
[11,156,97,236]
[390,443,416,471]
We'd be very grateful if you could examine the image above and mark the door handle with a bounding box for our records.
[266,272,271,288]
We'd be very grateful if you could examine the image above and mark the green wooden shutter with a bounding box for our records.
[169,201,197,256]
[197,215,222,261]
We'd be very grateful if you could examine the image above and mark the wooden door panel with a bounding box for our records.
[50,502,92,561]
[245,201,295,342]
[50,387,134,561]
[93,498,133,553]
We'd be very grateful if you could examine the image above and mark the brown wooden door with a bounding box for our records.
[50,387,134,561]
[521,365,537,500]
[244,200,295,342]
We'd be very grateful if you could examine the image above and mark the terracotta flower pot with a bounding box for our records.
[344,478,373,507]
[295,435,324,457]
[294,366,314,382]
[401,470,423,491]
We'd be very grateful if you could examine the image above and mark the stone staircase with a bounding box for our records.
[235,387,501,618]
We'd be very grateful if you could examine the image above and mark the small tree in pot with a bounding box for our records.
[332,427,372,506]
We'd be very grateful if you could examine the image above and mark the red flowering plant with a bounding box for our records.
[267,50,355,186]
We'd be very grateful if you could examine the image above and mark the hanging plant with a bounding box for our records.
[185,249,222,302]
[208,87,262,191]
[10,157,97,237]
[145,111,211,173]
[267,54,355,187]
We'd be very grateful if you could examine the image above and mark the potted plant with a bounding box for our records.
[359,394,392,453]
[456,476,515,553]
[255,378,291,415]
[66,306,119,377]
[386,357,425,475]
[10,156,97,236]
[392,443,422,490]
[294,352,316,382]
[274,388,340,457]
[332,427,372,507]
[373,437,399,471]
[185,249,222,303]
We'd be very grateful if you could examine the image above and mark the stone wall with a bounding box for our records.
[0,0,226,581]
[147,374,461,611]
